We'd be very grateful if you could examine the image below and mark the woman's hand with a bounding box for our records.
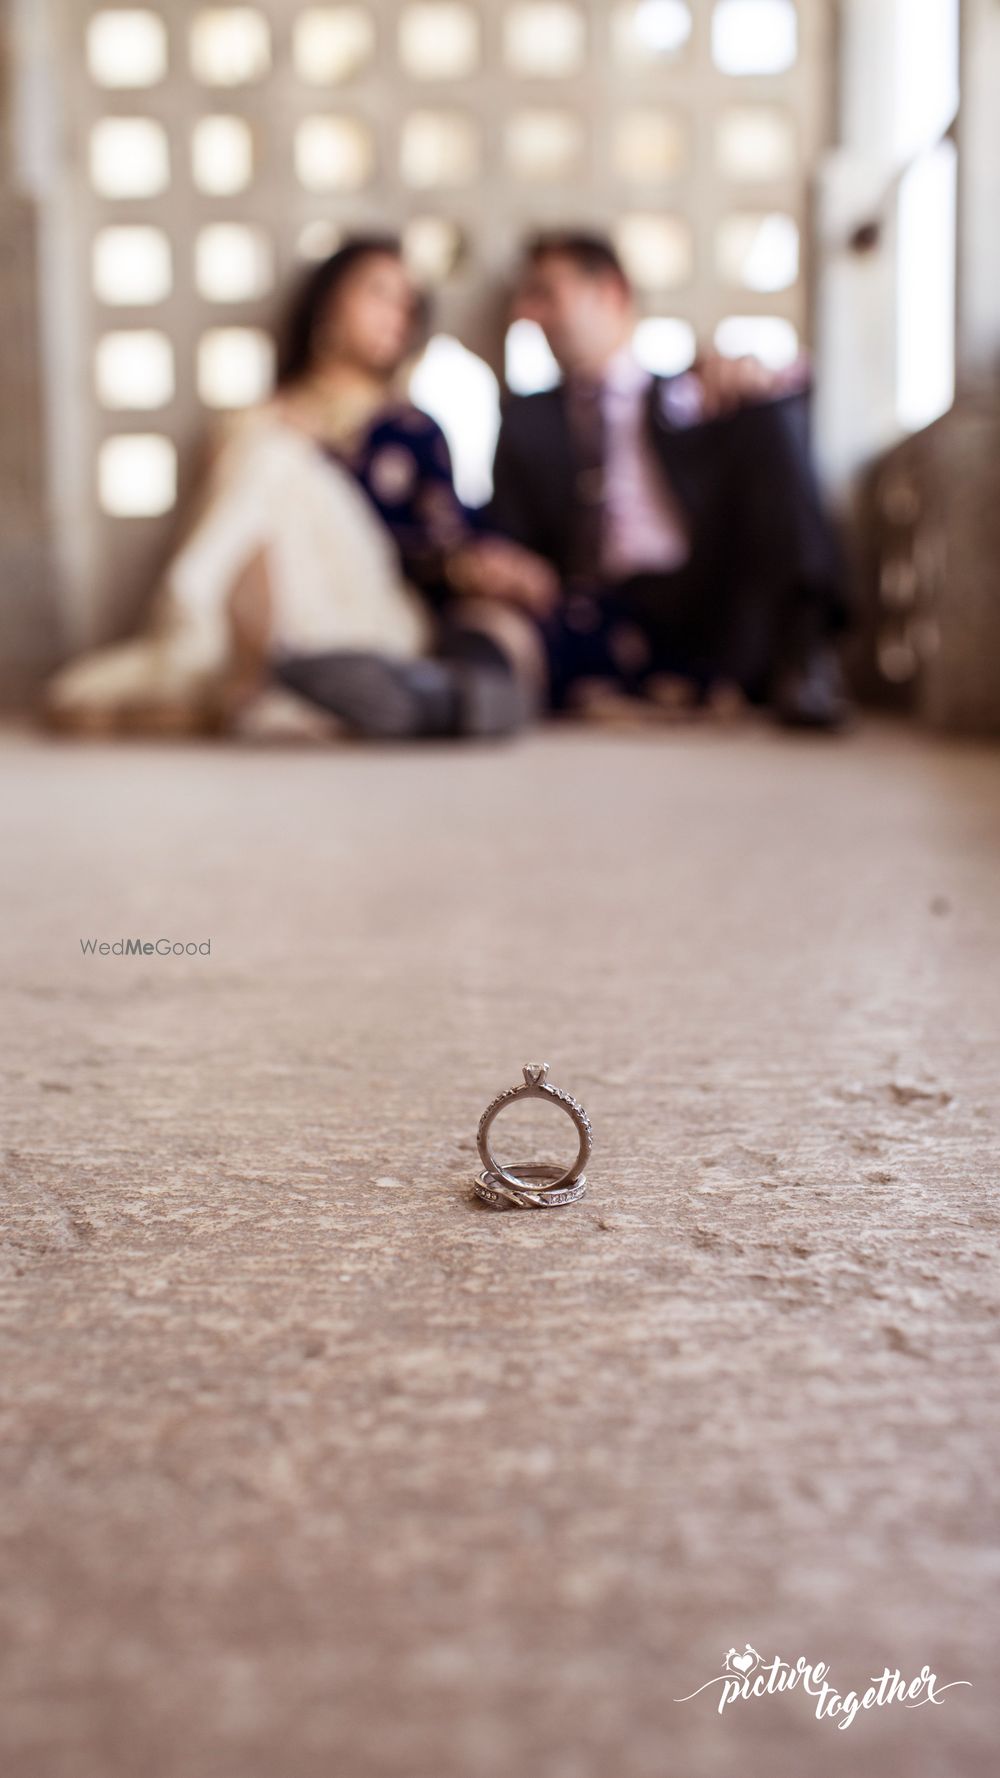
[447,539,560,616]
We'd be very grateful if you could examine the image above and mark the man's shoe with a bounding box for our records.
[770,643,852,731]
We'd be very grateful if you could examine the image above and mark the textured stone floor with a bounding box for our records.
[1,719,998,1778]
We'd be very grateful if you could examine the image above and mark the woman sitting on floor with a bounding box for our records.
[47,237,555,740]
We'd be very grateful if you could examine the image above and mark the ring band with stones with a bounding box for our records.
[473,1162,589,1211]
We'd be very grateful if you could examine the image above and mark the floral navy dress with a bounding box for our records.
[325,402,475,612]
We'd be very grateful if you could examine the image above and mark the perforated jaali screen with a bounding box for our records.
[61,0,833,626]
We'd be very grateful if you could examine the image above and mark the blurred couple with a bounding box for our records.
[49,231,851,739]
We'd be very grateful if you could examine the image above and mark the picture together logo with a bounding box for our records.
[675,1645,970,1731]
[79,938,211,957]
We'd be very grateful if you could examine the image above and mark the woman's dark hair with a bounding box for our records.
[275,234,410,387]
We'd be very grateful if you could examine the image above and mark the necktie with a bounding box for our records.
[564,376,606,587]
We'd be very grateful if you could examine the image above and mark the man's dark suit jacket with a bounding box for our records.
[487,376,843,608]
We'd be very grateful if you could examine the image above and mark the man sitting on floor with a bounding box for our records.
[488,231,851,729]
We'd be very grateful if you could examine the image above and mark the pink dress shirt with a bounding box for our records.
[599,349,692,581]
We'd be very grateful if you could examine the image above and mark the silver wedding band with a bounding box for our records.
[473,1162,589,1210]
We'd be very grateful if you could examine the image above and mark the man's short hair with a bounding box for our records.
[522,230,632,293]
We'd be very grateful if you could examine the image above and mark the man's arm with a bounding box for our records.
[691,349,811,419]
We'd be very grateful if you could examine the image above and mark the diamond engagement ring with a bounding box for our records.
[475,1063,592,1208]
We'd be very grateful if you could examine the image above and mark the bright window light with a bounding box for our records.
[712,0,797,76]
[93,227,173,305]
[96,331,175,409]
[295,116,375,190]
[896,141,956,432]
[192,116,254,194]
[715,314,799,368]
[198,328,276,408]
[717,212,799,291]
[616,215,693,291]
[504,3,586,78]
[191,9,272,85]
[195,224,274,301]
[505,110,584,181]
[613,0,690,65]
[631,1,692,54]
[98,434,177,516]
[409,335,500,507]
[399,5,480,79]
[633,316,696,375]
[504,319,561,395]
[716,106,796,181]
[400,112,480,188]
[293,7,376,84]
[614,111,686,182]
[87,10,168,87]
[90,118,170,198]
[403,217,464,283]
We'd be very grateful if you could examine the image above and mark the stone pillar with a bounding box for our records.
[872,402,1000,736]
[908,0,1000,733]
[0,1,60,702]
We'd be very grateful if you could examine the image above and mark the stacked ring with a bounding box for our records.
[474,1063,592,1210]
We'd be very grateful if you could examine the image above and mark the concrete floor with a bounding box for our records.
[0,719,998,1778]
